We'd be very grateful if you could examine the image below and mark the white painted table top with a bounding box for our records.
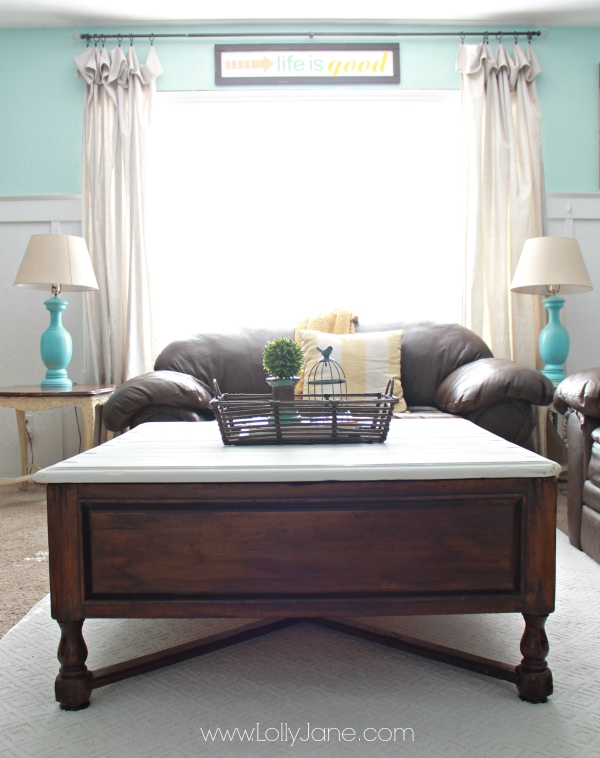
[35,417,561,484]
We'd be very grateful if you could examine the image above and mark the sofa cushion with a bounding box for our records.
[155,327,295,396]
[298,329,407,412]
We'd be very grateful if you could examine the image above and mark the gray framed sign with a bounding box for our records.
[215,43,400,86]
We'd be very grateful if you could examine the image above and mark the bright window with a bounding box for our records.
[147,89,463,348]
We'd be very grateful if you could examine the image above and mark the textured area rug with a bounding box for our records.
[1,531,598,757]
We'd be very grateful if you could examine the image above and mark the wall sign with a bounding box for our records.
[215,43,400,86]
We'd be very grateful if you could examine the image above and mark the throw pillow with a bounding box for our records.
[298,329,407,412]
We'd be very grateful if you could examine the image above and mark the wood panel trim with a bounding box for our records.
[0,194,82,223]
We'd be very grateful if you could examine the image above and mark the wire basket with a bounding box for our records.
[209,381,396,446]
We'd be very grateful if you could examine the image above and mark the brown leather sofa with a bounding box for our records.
[554,369,600,562]
[104,320,554,448]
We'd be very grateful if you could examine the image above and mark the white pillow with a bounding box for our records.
[298,329,407,412]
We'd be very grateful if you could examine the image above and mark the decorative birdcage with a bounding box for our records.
[306,345,348,400]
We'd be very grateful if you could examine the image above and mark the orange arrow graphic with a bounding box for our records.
[252,57,273,72]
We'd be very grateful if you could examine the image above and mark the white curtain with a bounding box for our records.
[74,43,162,384]
[457,41,546,367]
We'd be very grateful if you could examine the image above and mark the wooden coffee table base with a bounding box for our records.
[54,613,552,711]
[47,475,556,710]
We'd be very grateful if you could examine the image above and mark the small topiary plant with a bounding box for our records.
[262,337,304,379]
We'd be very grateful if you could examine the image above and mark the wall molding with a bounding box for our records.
[0,195,82,224]
[546,193,600,237]
[1,191,597,219]
[1,192,597,223]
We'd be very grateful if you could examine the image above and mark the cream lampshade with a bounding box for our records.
[510,237,592,382]
[14,234,99,390]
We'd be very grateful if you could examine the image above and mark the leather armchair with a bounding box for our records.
[104,320,555,449]
[554,369,600,562]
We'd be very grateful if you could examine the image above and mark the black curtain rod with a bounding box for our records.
[81,29,542,43]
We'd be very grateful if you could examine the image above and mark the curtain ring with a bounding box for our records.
[117,34,122,47]
[93,34,99,47]
[460,31,465,44]
[150,33,155,45]
[496,32,503,43]
[100,34,106,48]
[130,34,134,47]
[483,31,489,44]
[514,32,519,44]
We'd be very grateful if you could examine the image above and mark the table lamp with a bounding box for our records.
[13,234,99,390]
[510,236,593,382]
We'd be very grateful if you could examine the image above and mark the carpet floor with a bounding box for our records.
[0,529,598,757]
[0,483,50,638]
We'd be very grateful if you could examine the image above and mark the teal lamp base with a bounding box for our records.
[40,295,73,390]
[539,294,569,383]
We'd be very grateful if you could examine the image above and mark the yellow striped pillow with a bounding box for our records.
[298,329,407,412]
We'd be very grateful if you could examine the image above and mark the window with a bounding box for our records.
[147,89,462,348]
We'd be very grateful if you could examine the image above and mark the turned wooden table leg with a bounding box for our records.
[55,621,92,711]
[516,613,553,703]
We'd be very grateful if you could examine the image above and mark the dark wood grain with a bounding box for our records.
[47,473,556,708]
[0,385,115,397]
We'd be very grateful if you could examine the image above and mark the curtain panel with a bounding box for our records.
[456,41,546,368]
[74,44,162,384]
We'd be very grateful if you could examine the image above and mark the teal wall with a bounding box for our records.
[0,24,598,195]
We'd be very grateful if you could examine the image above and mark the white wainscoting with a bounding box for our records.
[546,194,600,375]
[0,196,84,478]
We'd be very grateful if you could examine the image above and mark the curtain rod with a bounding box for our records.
[80,29,542,44]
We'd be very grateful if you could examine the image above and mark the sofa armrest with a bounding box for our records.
[104,370,213,431]
[553,369,600,418]
[434,358,555,415]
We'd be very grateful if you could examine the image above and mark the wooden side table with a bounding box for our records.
[0,385,115,490]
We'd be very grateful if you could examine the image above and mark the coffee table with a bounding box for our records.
[35,417,560,710]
